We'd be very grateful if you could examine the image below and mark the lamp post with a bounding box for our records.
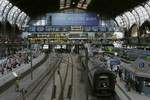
[28,34,33,80]
[30,42,33,80]
[58,70,63,100]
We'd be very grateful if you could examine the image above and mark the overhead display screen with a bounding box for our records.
[47,13,100,26]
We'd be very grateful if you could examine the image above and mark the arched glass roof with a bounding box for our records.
[2,3,13,20]
[77,0,92,9]
[124,11,136,28]
[115,16,126,28]
[12,8,21,24]
[22,16,30,27]
[134,6,149,25]
[116,0,150,29]
[7,6,18,24]
[60,0,92,9]
[17,12,27,27]
[144,4,150,18]
[122,14,130,28]
[0,0,9,16]
[16,12,25,26]
[0,0,30,28]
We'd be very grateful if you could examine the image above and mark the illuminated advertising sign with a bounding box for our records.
[47,13,100,26]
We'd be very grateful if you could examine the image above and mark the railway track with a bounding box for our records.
[16,54,81,100]
[58,54,74,100]
[16,54,63,100]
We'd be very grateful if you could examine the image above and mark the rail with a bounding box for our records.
[58,54,74,100]
[17,54,63,100]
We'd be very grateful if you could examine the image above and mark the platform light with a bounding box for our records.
[114,52,118,56]
[146,30,150,34]
[12,72,18,77]
[72,2,75,5]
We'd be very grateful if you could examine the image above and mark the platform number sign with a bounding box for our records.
[139,62,145,69]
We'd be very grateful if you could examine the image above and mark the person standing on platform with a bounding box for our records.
[118,67,123,80]
[125,79,131,92]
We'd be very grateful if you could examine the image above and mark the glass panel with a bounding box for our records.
[0,15,2,22]
[147,0,150,7]
[122,14,129,28]
[105,20,118,31]
[22,16,30,27]
[115,16,126,28]
[144,4,150,17]
[16,12,24,24]
[17,14,27,26]
[2,3,13,20]
[12,8,21,24]
[131,9,140,25]
[125,11,136,28]
[0,0,9,16]
[134,6,149,25]
[7,6,18,24]
[0,0,4,7]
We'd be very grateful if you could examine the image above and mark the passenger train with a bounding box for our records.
[82,56,116,96]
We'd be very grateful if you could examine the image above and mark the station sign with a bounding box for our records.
[25,26,115,32]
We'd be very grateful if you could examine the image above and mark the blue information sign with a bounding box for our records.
[47,13,100,26]
[139,63,145,68]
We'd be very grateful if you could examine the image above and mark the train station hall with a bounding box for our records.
[1,0,150,100]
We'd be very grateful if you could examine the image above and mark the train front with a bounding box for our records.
[93,70,116,96]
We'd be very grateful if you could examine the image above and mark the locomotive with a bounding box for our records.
[83,57,116,96]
